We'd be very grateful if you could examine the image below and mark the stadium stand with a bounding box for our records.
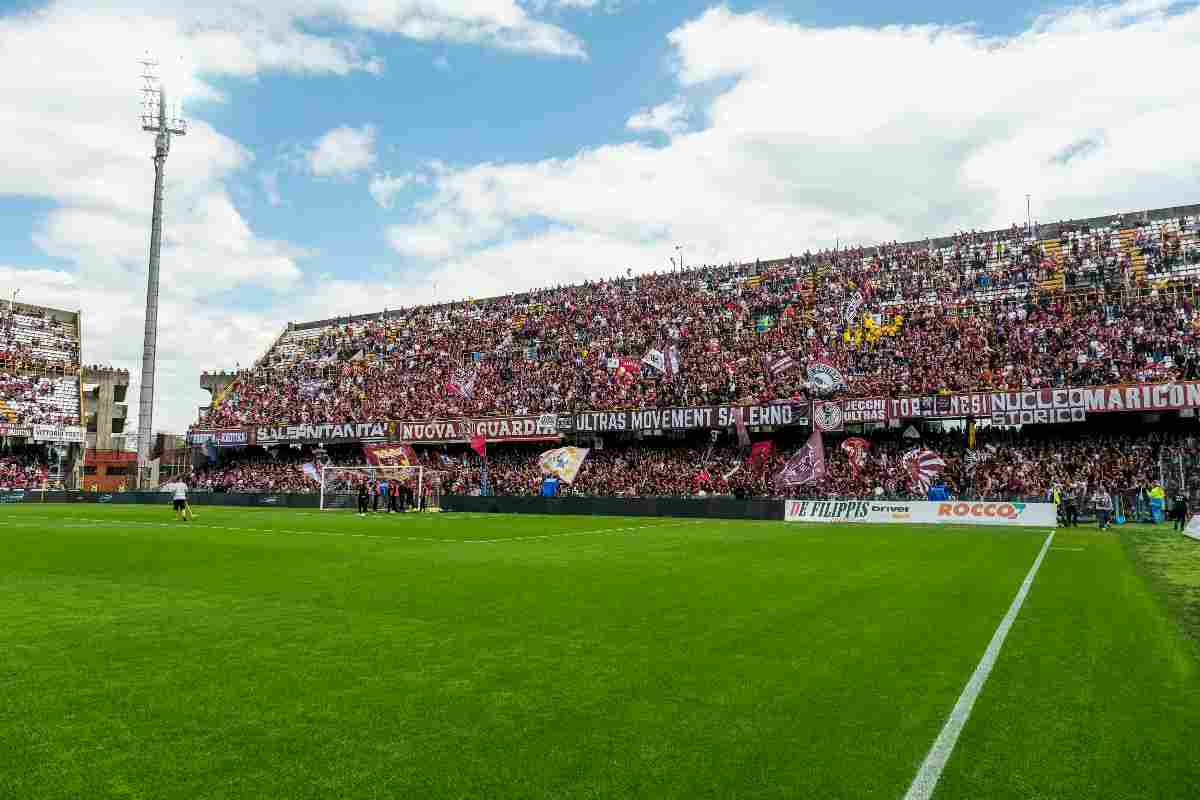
[189,205,1200,501]
[0,303,81,427]
[200,208,1200,428]
[188,422,1196,505]
[0,449,49,489]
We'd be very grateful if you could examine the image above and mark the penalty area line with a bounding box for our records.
[902,528,1055,800]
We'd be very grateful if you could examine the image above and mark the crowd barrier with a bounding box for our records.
[442,495,785,520]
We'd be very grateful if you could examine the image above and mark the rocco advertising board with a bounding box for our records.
[784,499,1057,527]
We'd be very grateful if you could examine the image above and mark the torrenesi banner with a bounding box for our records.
[256,421,393,445]
[188,429,249,447]
[31,424,85,443]
[573,401,810,434]
[784,499,1057,527]
[398,414,569,444]
[0,424,33,438]
[886,389,1087,424]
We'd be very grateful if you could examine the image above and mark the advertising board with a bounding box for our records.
[1184,515,1200,543]
[784,499,1058,527]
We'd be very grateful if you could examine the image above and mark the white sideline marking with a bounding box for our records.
[1050,547,1084,552]
[902,529,1055,800]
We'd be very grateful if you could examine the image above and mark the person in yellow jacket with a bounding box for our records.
[1150,484,1167,524]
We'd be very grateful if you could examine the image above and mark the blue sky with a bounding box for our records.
[1,0,1197,434]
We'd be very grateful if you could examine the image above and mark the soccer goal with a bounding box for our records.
[319,465,444,512]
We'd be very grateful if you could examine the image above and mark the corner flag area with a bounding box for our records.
[2,506,1197,798]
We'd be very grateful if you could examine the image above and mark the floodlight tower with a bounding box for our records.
[136,58,186,487]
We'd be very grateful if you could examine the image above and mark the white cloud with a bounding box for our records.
[386,0,1200,296]
[306,125,377,177]
[368,171,425,208]
[626,99,689,136]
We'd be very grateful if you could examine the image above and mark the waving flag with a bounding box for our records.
[470,434,488,459]
[665,345,681,377]
[538,447,590,484]
[841,290,865,326]
[446,366,478,401]
[767,353,797,377]
[750,440,775,468]
[901,448,946,490]
[734,406,750,447]
[964,449,989,473]
[301,463,321,484]
[840,437,871,474]
[641,348,667,373]
[776,430,825,489]
[806,360,848,395]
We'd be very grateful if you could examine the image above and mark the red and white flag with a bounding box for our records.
[900,448,946,489]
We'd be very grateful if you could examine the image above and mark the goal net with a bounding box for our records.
[319,465,443,512]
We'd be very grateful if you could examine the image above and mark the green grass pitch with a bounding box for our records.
[2,504,1198,799]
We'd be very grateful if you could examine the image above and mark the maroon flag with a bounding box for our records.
[776,430,825,489]
[840,437,871,475]
[750,440,775,467]
[470,434,487,459]
[769,354,797,377]
[734,406,750,447]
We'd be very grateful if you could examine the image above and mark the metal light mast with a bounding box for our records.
[137,58,186,487]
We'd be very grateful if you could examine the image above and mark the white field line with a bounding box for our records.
[902,528,1055,800]
[0,515,702,545]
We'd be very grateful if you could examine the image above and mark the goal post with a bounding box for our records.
[319,465,443,512]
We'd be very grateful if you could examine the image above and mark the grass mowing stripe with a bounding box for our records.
[1,513,700,545]
[903,529,1055,800]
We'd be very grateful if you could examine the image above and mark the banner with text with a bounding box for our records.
[398,414,571,444]
[572,400,810,435]
[255,421,394,446]
[363,443,418,467]
[784,499,1058,527]
[31,424,85,443]
[187,429,250,447]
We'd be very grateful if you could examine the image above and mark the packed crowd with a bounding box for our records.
[0,452,48,489]
[191,451,319,493]
[198,212,1200,429]
[0,307,80,376]
[0,373,78,425]
[187,423,1200,505]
